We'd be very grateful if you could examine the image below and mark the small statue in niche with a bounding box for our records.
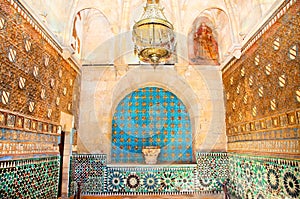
[192,22,219,65]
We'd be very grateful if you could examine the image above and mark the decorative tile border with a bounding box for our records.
[104,165,196,195]
[0,155,60,198]
[0,109,60,134]
[0,110,60,156]
[227,109,300,156]
[196,152,229,194]
[228,153,300,198]
[69,153,300,198]
[0,128,59,155]
[227,110,300,135]
[69,154,197,196]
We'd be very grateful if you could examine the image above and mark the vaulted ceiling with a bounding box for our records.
[20,0,282,66]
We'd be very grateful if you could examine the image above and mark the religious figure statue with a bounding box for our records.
[192,22,219,65]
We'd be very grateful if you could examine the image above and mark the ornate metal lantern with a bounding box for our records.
[132,0,176,64]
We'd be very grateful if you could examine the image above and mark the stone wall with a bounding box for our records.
[222,0,300,157]
[78,65,226,162]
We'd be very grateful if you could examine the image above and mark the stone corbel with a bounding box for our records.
[229,44,242,59]
[61,46,75,60]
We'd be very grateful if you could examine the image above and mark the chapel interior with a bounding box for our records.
[0,0,299,198]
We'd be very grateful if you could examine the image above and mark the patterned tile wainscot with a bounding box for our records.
[69,154,197,196]
[69,153,300,198]
[196,152,229,194]
[0,155,60,198]
[228,153,300,199]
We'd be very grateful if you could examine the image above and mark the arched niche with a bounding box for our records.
[188,8,231,65]
[111,86,193,164]
[70,8,114,63]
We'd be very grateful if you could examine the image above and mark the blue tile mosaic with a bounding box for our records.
[111,87,192,163]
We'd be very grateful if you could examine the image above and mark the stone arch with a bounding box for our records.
[78,66,224,161]
[110,68,207,162]
[111,86,193,163]
[69,8,114,61]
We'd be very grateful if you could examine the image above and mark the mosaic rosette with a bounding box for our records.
[175,171,195,192]
[228,154,300,199]
[160,171,177,192]
[125,173,141,191]
[107,171,125,192]
[266,165,280,193]
[253,163,266,187]
[141,172,160,192]
[283,169,300,198]
[243,161,253,185]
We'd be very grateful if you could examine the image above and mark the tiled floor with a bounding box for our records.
[70,194,225,199]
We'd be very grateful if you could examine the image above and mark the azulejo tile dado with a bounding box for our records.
[0,155,60,198]
[228,153,300,199]
[69,152,299,198]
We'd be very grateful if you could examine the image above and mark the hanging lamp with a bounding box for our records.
[132,0,176,64]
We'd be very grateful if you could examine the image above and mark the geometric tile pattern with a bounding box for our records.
[69,154,198,196]
[112,87,192,164]
[228,154,300,199]
[69,154,107,196]
[0,128,59,155]
[195,152,229,194]
[105,165,196,195]
[69,153,300,197]
[0,155,60,198]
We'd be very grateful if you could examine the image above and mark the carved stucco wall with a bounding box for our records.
[222,1,300,157]
[78,65,226,162]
